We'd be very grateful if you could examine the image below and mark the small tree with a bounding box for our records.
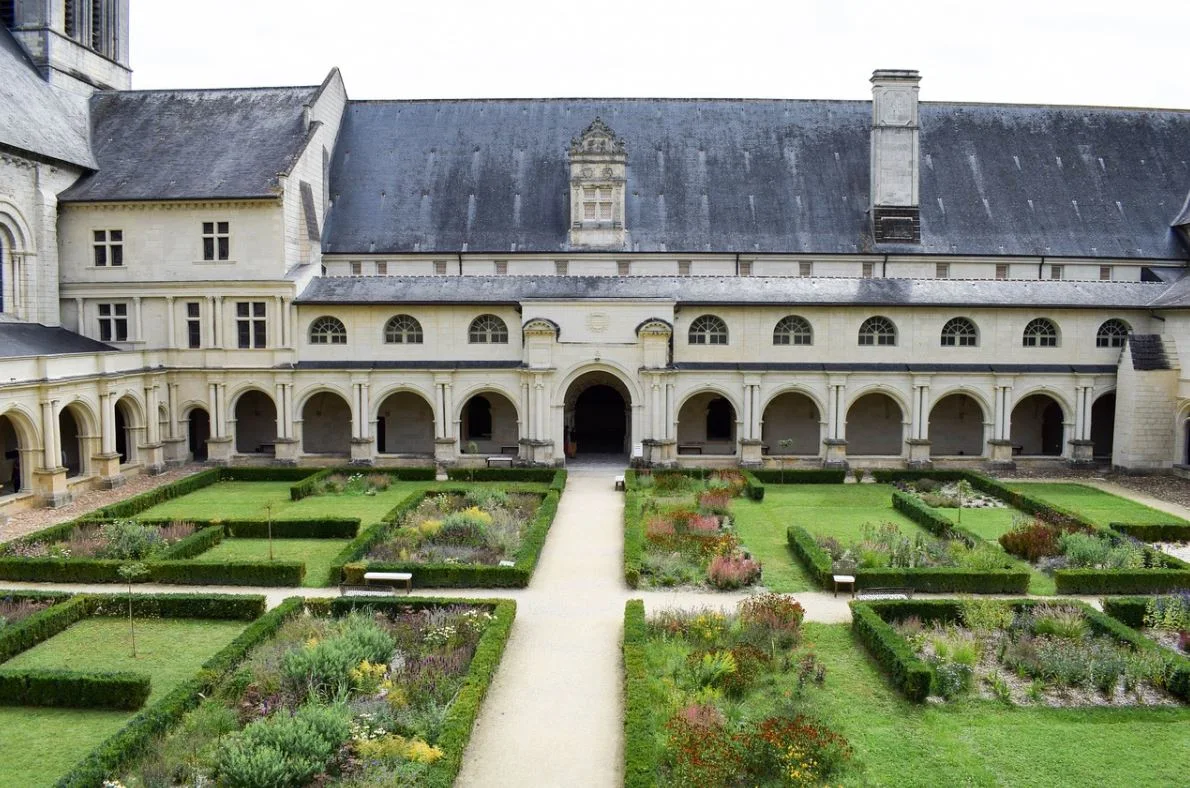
[265,503,274,561]
[777,438,794,483]
[117,562,149,657]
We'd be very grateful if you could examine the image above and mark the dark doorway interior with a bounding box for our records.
[188,409,210,461]
[1090,393,1115,459]
[1041,401,1064,456]
[573,384,627,454]
[114,407,128,463]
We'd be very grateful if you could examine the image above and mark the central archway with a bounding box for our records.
[564,371,631,457]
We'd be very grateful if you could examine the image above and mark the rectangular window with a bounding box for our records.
[995,264,1009,280]
[799,261,813,278]
[678,260,691,276]
[235,301,266,349]
[935,263,950,279]
[201,221,230,261]
[433,260,448,275]
[97,302,128,342]
[1050,265,1063,280]
[738,261,752,276]
[186,301,201,349]
[350,261,362,276]
[376,261,387,276]
[92,229,123,267]
[494,260,508,275]
[581,186,614,221]
[617,260,631,276]
[555,260,568,276]
[861,261,874,278]
[1099,265,1112,281]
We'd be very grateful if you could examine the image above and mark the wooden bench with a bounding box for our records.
[614,474,625,491]
[338,571,413,596]
[831,560,858,598]
[856,587,915,601]
[486,455,514,468]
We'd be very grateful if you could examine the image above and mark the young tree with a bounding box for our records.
[117,562,149,657]
[778,438,794,483]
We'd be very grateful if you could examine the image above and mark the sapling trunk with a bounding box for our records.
[127,576,136,657]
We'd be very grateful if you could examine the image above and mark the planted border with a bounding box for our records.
[622,599,656,788]
[748,468,847,485]
[289,466,436,501]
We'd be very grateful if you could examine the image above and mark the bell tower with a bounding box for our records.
[4,0,131,112]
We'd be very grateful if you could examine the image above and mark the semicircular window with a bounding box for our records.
[1022,318,1059,347]
[309,316,346,345]
[1095,318,1130,349]
[940,317,978,347]
[689,314,728,345]
[773,315,813,346]
[384,314,424,344]
[469,314,509,344]
[858,316,897,346]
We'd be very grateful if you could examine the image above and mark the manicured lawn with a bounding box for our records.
[799,622,1190,786]
[1007,482,1189,528]
[0,617,247,787]
[188,537,353,586]
[135,480,425,522]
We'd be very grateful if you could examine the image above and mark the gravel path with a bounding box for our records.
[0,464,204,543]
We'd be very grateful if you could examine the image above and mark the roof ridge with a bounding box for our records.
[94,84,320,96]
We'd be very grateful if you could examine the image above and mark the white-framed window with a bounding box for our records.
[1099,265,1112,281]
[858,316,896,346]
[995,264,1009,280]
[92,229,123,267]
[185,301,201,348]
[940,317,978,347]
[309,316,347,345]
[773,315,812,346]
[935,263,950,279]
[202,221,230,261]
[1050,265,1063,280]
[1096,318,1130,349]
[861,261,875,278]
[97,302,128,342]
[688,314,728,345]
[384,314,423,344]
[678,260,691,276]
[468,314,508,344]
[236,301,267,348]
[1022,318,1059,348]
[350,261,362,276]
[799,261,813,278]
[581,186,614,221]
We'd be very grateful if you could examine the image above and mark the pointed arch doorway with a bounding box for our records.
[563,371,631,458]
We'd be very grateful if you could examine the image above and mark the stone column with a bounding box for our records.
[986,382,1016,469]
[739,380,763,467]
[165,296,175,348]
[163,382,187,465]
[350,380,374,465]
[33,399,70,506]
[906,380,932,467]
[133,296,143,342]
[206,381,233,465]
[1068,383,1095,466]
[434,378,457,465]
[207,296,218,348]
[272,380,299,465]
[823,378,848,468]
[94,391,125,487]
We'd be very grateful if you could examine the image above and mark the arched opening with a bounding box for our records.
[762,392,820,455]
[677,392,737,455]
[301,392,351,455]
[0,413,32,495]
[928,394,985,456]
[58,406,85,477]
[460,392,518,455]
[1090,392,1116,460]
[1010,394,1064,456]
[114,397,139,465]
[376,391,435,455]
[563,371,631,457]
[846,392,904,455]
[234,390,278,454]
[187,408,210,462]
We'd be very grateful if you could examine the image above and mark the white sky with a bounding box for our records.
[132,0,1189,109]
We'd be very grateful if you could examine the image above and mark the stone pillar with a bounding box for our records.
[33,398,70,506]
[133,296,143,342]
[1068,383,1096,466]
[140,385,166,475]
[94,391,125,487]
[165,296,175,348]
[207,296,218,348]
[434,378,457,465]
[205,382,232,464]
[986,382,1016,469]
[163,382,187,465]
[823,378,848,468]
[272,380,300,464]
[350,381,374,465]
[906,380,931,467]
[739,380,763,467]
[275,296,286,348]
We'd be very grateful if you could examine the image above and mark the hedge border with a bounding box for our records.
[623,599,657,788]
[624,487,646,588]
[57,595,303,788]
[1110,522,1190,542]
[0,554,305,587]
[850,602,933,702]
[444,468,568,489]
[0,669,151,711]
[326,595,516,788]
[748,468,847,485]
[289,466,437,501]
[333,488,561,588]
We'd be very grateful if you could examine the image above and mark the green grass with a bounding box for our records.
[135,480,426,522]
[0,617,246,787]
[799,622,1190,786]
[1007,482,1189,528]
[188,537,353,586]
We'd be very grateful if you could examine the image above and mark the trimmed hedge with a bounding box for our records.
[79,469,222,521]
[217,467,320,482]
[741,470,765,501]
[444,467,562,484]
[87,593,267,621]
[623,599,657,788]
[224,518,359,539]
[58,596,305,788]
[0,669,150,710]
[1053,568,1190,595]
[0,556,305,587]
[623,489,646,588]
[1110,522,1190,542]
[891,490,983,547]
[850,602,933,702]
[0,596,90,664]
[785,526,1029,594]
[1100,595,1150,628]
[326,596,516,788]
[749,468,847,484]
[154,525,223,560]
[289,466,437,501]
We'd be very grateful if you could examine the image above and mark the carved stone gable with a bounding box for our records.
[569,117,626,156]
[568,117,630,250]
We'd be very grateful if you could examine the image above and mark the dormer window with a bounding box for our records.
[568,117,629,249]
[583,187,614,222]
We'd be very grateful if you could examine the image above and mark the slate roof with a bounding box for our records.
[59,85,320,203]
[323,98,1190,259]
[1128,335,1172,370]
[0,322,115,358]
[0,27,95,168]
[296,275,1182,309]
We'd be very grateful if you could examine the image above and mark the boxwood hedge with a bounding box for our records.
[623,599,657,788]
[748,468,847,484]
[1109,522,1190,542]
[0,669,151,711]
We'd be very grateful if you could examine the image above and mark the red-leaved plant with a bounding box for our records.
[706,554,762,589]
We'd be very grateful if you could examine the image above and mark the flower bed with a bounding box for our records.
[817,521,1016,572]
[624,595,852,787]
[897,477,1006,510]
[114,597,514,788]
[2,519,196,561]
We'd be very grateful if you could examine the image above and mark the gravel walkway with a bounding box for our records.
[0,464,204,543]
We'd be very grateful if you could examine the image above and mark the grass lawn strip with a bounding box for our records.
[0,617,247,787]
[1006,482,1190,528]
[186,538,353,587]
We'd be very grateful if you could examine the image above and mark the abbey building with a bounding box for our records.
[4,1,1190,514]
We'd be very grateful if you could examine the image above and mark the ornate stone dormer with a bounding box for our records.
[870,69,921,244]
[568,117,629,249]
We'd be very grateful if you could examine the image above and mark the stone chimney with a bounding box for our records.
[870,69,921,243]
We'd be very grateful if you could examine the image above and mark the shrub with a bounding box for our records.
[1031,604,1090,639]
[280,613,395,702]
[738,593,805,648]
[749,469,846,485]
[0,668,151,710]
[664,710,740,787]
[100,519,166,559]
[1144,592,1190,633]
[959,599,1014,634]
[1000,519,1068,562]
[740,715,852,785]
[215,703,351,787]
[1054,569,1190,595]
[706,555,762,590]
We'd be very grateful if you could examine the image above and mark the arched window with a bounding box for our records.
[1096,318,1130,349]
[308,316,346,344]
[469,314,508,344]
[773,315,813,346]
[940,317,978,347]
[858,316,897,346]
[1022,318,1059,348]
[384,314,423,344]
[688,314,728,345]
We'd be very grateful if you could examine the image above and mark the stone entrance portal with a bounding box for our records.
[564,372,630,457]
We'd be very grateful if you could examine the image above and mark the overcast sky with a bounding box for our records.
[132,0,1188,109]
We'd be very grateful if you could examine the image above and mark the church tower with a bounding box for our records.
[2,0,131,112]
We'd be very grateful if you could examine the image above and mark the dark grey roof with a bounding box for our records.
[0,322,114,358]
[678,362,1118,374]
[323,98,1190,259]
[296,275,1182,308]
[0,28,95,168]
[1128,335,1172,370]
[59,85,319,202]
